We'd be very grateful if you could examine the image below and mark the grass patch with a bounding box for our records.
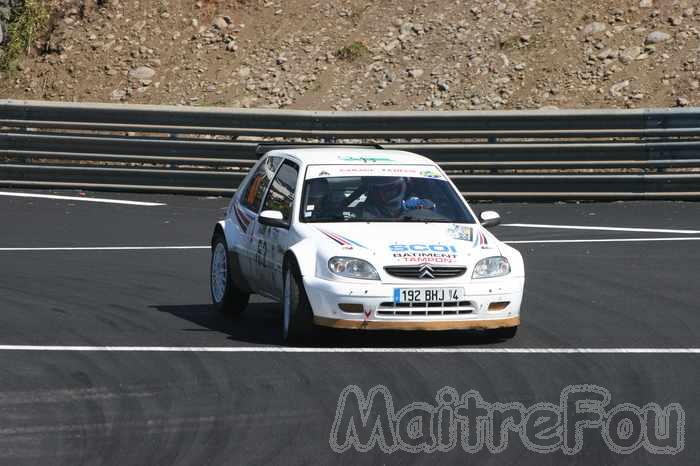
[335,41,368,61]
[1,0,51,72]
[498,35,521,50]
[498,33,543,50]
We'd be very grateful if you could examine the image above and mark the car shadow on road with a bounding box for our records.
[151,303,510,348]
[151,303,282,346]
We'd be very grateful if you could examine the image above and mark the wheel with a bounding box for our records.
[210,233,249,315]
[488,326,518,340]
[282,261,317,345]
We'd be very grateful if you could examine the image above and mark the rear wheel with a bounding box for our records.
[211,234,249,315]
[282,261,316,345]
[488,325,518,340]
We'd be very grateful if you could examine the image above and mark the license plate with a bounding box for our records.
[393,287,465,303]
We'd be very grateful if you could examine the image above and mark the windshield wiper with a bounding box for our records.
[305,215,357,223]
[306,216,454,223]
[400,216,452,223]
[338,216,452,223]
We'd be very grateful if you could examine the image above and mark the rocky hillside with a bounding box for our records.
[0,0,699,110]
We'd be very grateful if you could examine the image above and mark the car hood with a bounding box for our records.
[308,222,501,266]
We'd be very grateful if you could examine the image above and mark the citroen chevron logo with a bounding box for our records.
[418,264,435,279]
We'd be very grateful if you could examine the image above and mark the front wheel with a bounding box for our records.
[282,262,317,345]
[211,234,249,315]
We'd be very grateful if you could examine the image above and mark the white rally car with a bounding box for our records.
[210,147,524,344]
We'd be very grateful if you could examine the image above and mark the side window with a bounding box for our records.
[261,160,300,224]
[240,156,282,212]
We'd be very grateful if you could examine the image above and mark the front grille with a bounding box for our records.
[384,265,466,280]
[377,301,475,317]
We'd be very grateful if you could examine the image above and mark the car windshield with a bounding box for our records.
[300,165,475,223]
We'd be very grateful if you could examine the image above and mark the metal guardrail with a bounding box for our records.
[1,99,700,199]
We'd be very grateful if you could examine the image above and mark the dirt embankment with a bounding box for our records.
[0,0,698,110]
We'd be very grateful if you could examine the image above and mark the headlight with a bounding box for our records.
[472,256,511,279]
[328,257,380,280]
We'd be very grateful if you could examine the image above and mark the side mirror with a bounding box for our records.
[258,210,287,228]
[479,211,501,228]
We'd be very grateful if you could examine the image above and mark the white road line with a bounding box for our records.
[0,191,165,207]
[503,223,700,234]
[0,246,209,252]
[0,346,696,353]
[3,237,700,251]
[506,237,700,245]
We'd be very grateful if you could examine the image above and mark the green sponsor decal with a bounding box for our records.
[338,155,393,163]
[420,170,442,178]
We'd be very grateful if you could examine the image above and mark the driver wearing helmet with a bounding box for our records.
[363,176,407,219]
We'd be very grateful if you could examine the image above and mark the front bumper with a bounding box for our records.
[303,275,524,331]
[314,315,519,330]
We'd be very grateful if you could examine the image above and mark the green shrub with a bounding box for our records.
[335,41,368,61]
[1,0,50,71]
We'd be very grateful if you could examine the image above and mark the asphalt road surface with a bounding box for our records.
[0,190,697,465]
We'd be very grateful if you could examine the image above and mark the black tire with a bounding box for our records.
[210,233,249,315]
[282,260,317,345]
[488,325,518,340]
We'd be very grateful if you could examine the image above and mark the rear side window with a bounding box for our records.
[262,160,300,225]
[240,156,282,212]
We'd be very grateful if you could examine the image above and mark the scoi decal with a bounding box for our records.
[389,244,458,264]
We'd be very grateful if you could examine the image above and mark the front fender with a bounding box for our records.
[214,219,255,293]
[499,243,525,278]
[286,238,318,278]
[212,220,227,244]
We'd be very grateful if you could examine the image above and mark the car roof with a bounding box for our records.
[265,148,435,166]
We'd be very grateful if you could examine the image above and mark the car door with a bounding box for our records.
[231,155,282,290]
[250,159,300,298]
